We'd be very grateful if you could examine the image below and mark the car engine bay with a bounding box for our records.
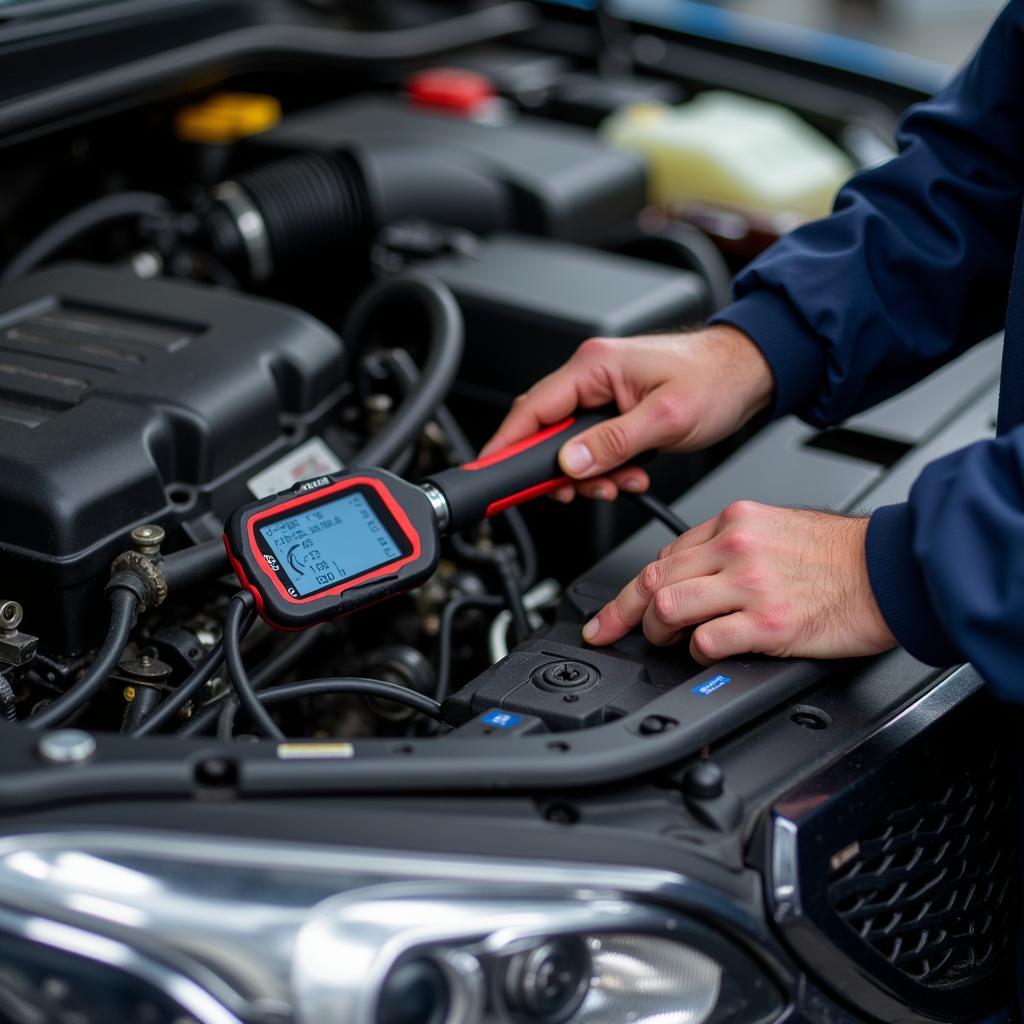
[0,20,816,744]
[0,3,1017,1023]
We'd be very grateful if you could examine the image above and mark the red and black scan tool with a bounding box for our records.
[224,411,608,629]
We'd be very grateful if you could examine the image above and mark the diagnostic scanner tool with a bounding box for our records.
[225,411,610,629]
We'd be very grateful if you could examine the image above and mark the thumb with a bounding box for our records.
[558,400,668,479]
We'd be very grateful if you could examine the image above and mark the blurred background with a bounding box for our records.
[679,0,1003,64]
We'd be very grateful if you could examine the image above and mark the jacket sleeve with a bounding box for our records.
[865,426,1024,698]
[710,0,1024,427]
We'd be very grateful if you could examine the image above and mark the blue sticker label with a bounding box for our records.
[693,674,731,697]
[482,710,522,728]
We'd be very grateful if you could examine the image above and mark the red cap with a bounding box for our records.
[408,68,496,115]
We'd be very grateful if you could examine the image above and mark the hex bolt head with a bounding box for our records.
[0,601,22,631]
[38,729,97,766]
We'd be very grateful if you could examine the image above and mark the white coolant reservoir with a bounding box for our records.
[601,91,855,221]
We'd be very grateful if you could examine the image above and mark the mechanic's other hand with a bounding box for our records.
[583,502,897,663]
[479,326,773,501]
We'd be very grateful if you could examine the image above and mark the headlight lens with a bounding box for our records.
[575,935,719,1024]
[0,833,782,1024]
[503,937,591,1023]
[378,957,456,1024]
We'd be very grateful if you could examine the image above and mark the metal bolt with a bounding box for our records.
[683,760,724,801]
[130,524,165,559]
[38,729,97,765]
[123,686,136,702]
[0,601,22,632]
[366,393,394,434]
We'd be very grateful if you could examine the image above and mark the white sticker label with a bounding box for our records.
[276,742,355,760]
[247,437,344,499]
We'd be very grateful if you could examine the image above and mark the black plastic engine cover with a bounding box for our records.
[0,263,346,651]
[245,95,647,246]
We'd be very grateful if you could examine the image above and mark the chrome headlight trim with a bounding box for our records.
[0,903,244,1024]
[0,829,785,1024]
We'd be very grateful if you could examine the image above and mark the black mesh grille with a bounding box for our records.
[827,747,1018,988]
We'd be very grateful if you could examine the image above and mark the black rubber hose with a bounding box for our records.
[223,595,284,739]
[160,540,230,591]
[31,652,86,685]
[1,191,171,282]
[435,594,504,702]
[627,491,691,537]
[217,676,442,739]
[218,152,369,281]
[26,587,139,730]
[121,684,162,734]
[613,222,733,314]
[130,605,257,737]
[385,348,538,588]
[348,275,464,469]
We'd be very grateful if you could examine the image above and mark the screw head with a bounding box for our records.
[535,660,595,692]
[37,729,96,766]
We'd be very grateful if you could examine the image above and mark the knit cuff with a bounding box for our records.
[710,289,827,420]
[865,503,962,666]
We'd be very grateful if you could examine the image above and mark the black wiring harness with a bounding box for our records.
[18,267,692,739]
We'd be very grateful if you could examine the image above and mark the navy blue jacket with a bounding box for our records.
[711,0,1024,697]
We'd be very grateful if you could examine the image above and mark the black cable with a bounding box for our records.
[436,594,504,702]
[2,191,171,282]
[348,274,464,469]
[430,398,538,589]
[130,606,257,737]
[30,651,86,685]
[627,491,690,537]
[160,539,230,591]
[216,676,442,740]
[26,587,139,730]
[493,549,531,643]
[223,594,284,739]
[385,348,539,589]
[250,627,322,691]
[496,503,539,592]
[174,627,322,738]
[449,533,530,643]
[214,627,322,738]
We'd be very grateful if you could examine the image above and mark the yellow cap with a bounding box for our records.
[176,92,282,144]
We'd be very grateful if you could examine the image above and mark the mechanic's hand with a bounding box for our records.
[480,326,773,501]
[582,502,897,664]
